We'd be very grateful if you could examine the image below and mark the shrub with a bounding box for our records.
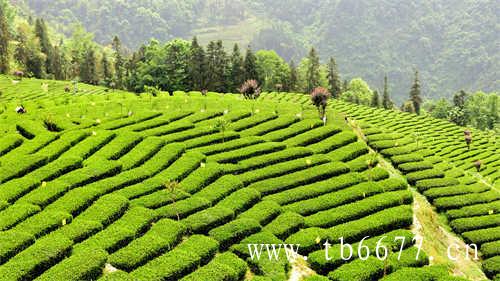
[346,154,379,172]
[118,137,164,170]
[183,131,239,149]
[240,79,261,99]
[249,162,349,195]
[262,119,323,142]
[406,168,444,184]
[208,142,285,163]
[237,200,282,225]
[264,173,364,205]
[34,248,108,281]
[12,210,73,238]
[398,161,433,174]
[0,154,48,184]
[433,191,500,210]
[446,201,500,220]
[263,212,304,240]
[0,233,73,281]
[284,126,341,147]
[230,113,277,132]
[229,147,313,174]
[325,205,413,243]
[163,126,219,144]
[480,240,500,259]
[238,154,330,185]
[217,188,261,214]
[230,231,283,258]
[310,87,330,118]
[328,256,385,281]
[305,190,412,228]
[192,175,243,205]
[54,219,103,242]
[74,207,156,254]
[483,256,500,279]
[156,196,211,219]
[85,132,143,162]
[194,136,264,156]
[283,181,385,216]
[390,153,424,165]
[0,230,35,264]
[209,218,261,250]
[108,219,186,271]
[180,252,247,281]
[183,206,235,234]
[361,167,390,181]
[308,131,358,154]
[327,141,369,162]
[0,134,23,156]
[462,226,500,245]
[415,178,459,192]
[0,203,41,231]
[240,116,299,137]
[423,184,490,200]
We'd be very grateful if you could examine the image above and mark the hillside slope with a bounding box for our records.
[16,0,500,102]
[1,76,495,280]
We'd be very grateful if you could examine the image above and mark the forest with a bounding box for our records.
[12,0,500,103]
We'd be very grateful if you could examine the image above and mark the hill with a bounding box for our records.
[0,75,498,280]
[16,0,500,102]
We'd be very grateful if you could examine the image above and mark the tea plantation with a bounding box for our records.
[0,76,496,280]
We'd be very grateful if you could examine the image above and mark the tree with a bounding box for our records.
[112,35,124,88]
[34,18,54,75]
[240,79,261,100]
[214,117,230,143]
[163,39,190,91]
[342,78,373,105]
[0,4,9,74]
[255,50,289,91]
[80,48,98,84]
[327,57,341,98]
[244,45,259,82]
[228,43,244,92]
[306,47,321,93]
[188,36,206,91]
[409,70,423,115]
[382,75,393,109]
[371,90,380,107]
[101,52,112,85]
[311,87,331,119]
[402,100,416,113]
[429,98,452,119]
[51,45,65,80]
[206,40,227,92]
[288,60,298,92]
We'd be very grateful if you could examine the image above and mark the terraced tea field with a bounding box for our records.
[0,76,497,281]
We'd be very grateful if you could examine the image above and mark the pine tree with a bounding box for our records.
[229,43,244,92]
[342,79,349,93]
[206,41,227,92]
[243,45,258,82]
[409,70,423,115]
[52,45,65,80]
[0,5,10,74]
[188,36,206,90]
[102,52,112,84]
[80,48,98,85]
[112,36,124,88]
[34,18,54,75]
[327,57,341,98]
[306,47,321,93]
[371,90,380,107]
[382,75,393,109]
[288,60,298,92]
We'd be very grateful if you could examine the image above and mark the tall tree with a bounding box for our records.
[409,70,423,115]
[0,4,9,74]
[327,57,341,98]
[34,18,54,75]
[112,35,124,88]
[206,40,227,92]
[371,90,380,107]
[188,36,206,90]
[244,45,258,82]
[80,48,98,84]
[229,43,244,92]
[101,52,112,84]
[306,47,321,93]
[288,60,298,92]
[52,45,65,80]
[382,75,393,109]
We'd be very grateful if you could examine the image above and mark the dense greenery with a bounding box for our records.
[15,0,500,102]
